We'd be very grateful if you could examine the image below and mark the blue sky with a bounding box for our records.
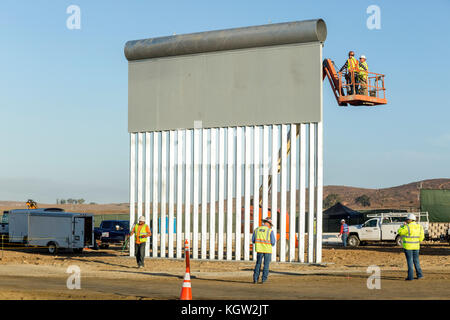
[0,0,449,204]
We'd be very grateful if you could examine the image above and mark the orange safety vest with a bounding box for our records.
[134,223,150,244]
[347,57,359,72]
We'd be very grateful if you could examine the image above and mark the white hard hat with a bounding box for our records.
[407,213,416,221]
[138,216,145,222]
[262,217,273,226]
[360,55,366,59]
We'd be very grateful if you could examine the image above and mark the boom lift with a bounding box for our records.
[254,57,388,228]
[323,58,387,106]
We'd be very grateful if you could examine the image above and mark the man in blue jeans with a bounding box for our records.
[338,219,349,247]
[252,217,276,284]
[397,213,424,280]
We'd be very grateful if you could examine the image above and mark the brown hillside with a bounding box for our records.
[0,178,448,215]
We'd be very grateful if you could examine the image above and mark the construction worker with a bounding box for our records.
[397,213,425,281]
[339,51,359,95]
[252,217,275,284]
[338,219,349,247]
[357,55,369,95]
[128,216,151,268]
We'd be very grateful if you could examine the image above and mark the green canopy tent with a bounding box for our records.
[323,202,365,232]
[420,189,450,222]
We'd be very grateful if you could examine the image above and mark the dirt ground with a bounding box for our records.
[0,242,449,300]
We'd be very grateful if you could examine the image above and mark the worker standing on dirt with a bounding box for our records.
[357,55,369,95]
[339,51,359,95]
[397,213,424,281]
[128,216,151,268]
[252,217,275,284]
[338,219,349,247]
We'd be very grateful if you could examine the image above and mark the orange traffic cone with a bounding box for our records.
[180,239,192,300]
[180,271,192,300]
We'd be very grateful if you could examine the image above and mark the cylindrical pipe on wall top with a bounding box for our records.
[124,19,327,61]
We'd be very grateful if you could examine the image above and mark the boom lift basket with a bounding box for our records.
[323,58,387,107]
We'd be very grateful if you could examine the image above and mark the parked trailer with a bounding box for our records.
[7,208,94,254]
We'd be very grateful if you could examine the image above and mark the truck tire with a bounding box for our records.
[395,235,403,247]
[347,235,360,247]
[47,242,58,254]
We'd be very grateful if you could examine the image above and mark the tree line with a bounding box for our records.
[56,198,86,205]
[323,193,371,209]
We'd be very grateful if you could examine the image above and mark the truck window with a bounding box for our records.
[364,220,378,228]
[101,221,114,229]
[118,222,129,230]
[382,218,390,224]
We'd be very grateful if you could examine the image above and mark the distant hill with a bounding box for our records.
[1,178,449,214]
[324,178,450,211]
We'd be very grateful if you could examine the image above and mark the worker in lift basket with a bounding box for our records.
[252,217,275,284]
[128,216,151,268]
[339,51,360,95]
[397,213,424,281]
[338,219,349,247]
[357,55,369,95]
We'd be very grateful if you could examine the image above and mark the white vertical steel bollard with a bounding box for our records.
[298,124,306,263]
[253,126,260,261]
[193,128,200,259]
[209,128,216,260]
[185,129,192,250]
[152,132,159,257]
[315,122,323,263]
[176,130,183,259]
[244,126,251,261]
[218,128,225,260]
[280,124,287,262]
[308,124,316,263]
[160,131,167,258]
[289,124,297,262]
[201,129,208,260]
[129,133,136,257]
[145,132,151,257]
[271,125,278,262]
[168,131,175,258]
[262,126,269,221]
[226,127,233,261]
[235,127,242,261]
[137,132,143,230]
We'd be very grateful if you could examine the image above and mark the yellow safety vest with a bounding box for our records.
[134,224,149,244]
[397,222,424,250]
[347,57,359,72]
[253,225,273,253]
[358,61,369,80]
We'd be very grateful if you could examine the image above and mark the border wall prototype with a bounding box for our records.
[125,19,327,263]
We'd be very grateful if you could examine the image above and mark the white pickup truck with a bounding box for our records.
[347,212,429,247]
